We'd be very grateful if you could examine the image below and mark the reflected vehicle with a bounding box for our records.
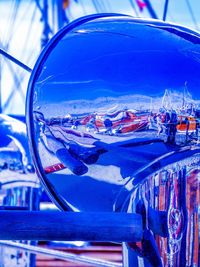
[80,109,149,134]
[26,14,200,266]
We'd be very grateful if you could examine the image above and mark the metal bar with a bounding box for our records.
[35,0,43,14]
[41,0,51,48]
[163,0,169,21]
[56,0,66,31]
[143,0,158,19]
[0,211,142,242]
[0,241,122,267]
[129,0,140,17]
[0,48,32,72]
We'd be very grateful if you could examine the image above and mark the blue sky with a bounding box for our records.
[0,0,200,114]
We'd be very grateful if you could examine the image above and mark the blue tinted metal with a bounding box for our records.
[27,15,200,210]
[0,114,39,209]
[0,114,37,179]
[0,115,40,266]
[26,14,200,266]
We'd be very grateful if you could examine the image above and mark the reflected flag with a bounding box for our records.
[63,0,70,9]
[136,0,147,11]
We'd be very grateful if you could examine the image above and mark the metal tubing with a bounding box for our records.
[163,0,169,21]
[143,0,158,19]
[0,241,122,267]
[0,211,142,242]
[0,48,32,72]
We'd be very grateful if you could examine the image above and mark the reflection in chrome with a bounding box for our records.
[34,84,200,173]
[26,15,200,266]
[0,114,40,267]
[35,97,200,142]
[127,159,199,267]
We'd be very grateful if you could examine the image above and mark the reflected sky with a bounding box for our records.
[0,0,200,114]
[35,18,200,111]
[30,16,200,213]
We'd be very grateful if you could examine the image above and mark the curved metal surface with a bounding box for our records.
[27,14,200,211]
[0,114,40,267]
[0,114,39,190]
[123,154,199,266]
[26,14,200,266]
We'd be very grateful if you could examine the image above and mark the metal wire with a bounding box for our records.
[0,241,122,267]
[0,48,32,73]
[163,0,169,21]
[92,0,101,13]
[185,0,199,31]
[129,0,140,17]
[143,0,158,19]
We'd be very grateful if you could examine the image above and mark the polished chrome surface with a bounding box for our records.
[26,14,200,266]
[27,15,200,211]
[0,114,40,209]
[124,155,199,267]
[0,114,40,267]
[0,114,38,187]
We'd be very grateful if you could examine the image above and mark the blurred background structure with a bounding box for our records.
[0,1,199,267]
[0,0,199,115]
